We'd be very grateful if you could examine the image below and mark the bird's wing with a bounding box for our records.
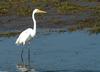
[16,28,32,45]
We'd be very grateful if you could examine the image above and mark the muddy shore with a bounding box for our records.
[0,10,94,31]
[0,0,99,35]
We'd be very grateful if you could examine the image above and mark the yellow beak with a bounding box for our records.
[37,9,47,13]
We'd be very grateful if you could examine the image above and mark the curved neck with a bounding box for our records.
[32,12,36,31]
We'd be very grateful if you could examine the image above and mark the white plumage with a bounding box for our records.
[15,9,46,45]
[16,28,35,45]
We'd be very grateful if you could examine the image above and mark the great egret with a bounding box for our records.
[16,9,46,45]
[15,9,46,71]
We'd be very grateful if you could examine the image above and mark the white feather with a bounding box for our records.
[15,9,46,46]
[16,28,35,45]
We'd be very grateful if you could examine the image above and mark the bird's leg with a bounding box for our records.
[28,44,31,69]
[27,43,32,69]
[21,46,24,64]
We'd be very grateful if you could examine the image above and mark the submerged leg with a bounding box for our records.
[28,45,31,68]
[21,46,24,64]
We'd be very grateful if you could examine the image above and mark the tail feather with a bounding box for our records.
[15,38,26,45]
[15,38,20,45]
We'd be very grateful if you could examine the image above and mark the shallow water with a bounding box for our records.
[0,29,100,72]
[0,0,99,72]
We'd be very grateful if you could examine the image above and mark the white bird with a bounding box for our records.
[16,9,46,45]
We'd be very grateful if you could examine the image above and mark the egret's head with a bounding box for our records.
[33,9,47,14]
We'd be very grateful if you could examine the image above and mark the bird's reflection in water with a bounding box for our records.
[16,64,37,72]
[16,64,30,72]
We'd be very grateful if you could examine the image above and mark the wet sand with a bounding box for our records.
[0,10,94,32]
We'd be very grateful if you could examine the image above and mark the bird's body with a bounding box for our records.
[16,9,46,45]
[16,28,36,45]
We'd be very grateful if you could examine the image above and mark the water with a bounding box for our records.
[0,1,99,71]
[0,29,100,72]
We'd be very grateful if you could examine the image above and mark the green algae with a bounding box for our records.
[0,0,99,15]
[0,31,20,37]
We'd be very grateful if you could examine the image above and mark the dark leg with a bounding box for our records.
[28,46,30,68]
[21,46,24,64]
